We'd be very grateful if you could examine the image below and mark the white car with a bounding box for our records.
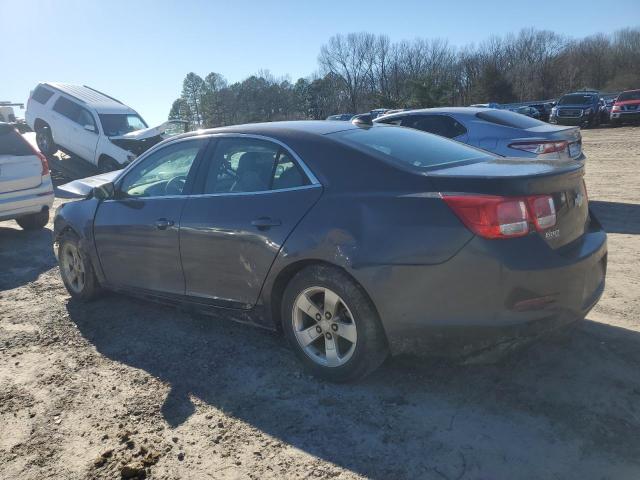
[0,123,54,229]
[25,83,187,172]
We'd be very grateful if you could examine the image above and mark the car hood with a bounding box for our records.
[556,104,591,108]
[57,170,122,197]
[109,120,174,140]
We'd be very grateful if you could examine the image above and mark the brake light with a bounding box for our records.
[508,140,568,155]
[24,134,50,175]
[527,196,556,230]
[442,194,557,239]
[37,151,50,176]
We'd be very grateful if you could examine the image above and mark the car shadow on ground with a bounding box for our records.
[67,296,640,478]
[590,200,640,234]
[0,226,56,291]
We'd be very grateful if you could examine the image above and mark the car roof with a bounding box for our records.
[40,82,138,115]
[375,107,489,120]
[175,120,363,140]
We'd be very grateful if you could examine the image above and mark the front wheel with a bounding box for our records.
[98,156,122,173]
[36,127,58,156]
[58,232,101,301]
[16,210,49,230]
[282,265,389,382]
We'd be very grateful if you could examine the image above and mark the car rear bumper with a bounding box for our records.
[0,176,54,221]
[357,213,607,356]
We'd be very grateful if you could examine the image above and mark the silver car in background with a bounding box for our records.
[375,107,584,161]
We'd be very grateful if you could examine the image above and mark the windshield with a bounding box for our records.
[558,94,596,106]
[476,110,545,129]
[328,125,494,171]
[617,91,640,102]
[99,114,148,136]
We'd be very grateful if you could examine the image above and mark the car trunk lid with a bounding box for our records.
[0,127,42,193]
[430,158,589,249]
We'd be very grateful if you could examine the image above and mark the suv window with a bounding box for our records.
[119,140,202,198]
[401,114,467,138]
[31,86,54,104]
[557,94,597,106]
[476,110,544,129]
[52,97,97,131]
[0,128,33,156]
[203,138,307,194]
[329,124,493,170]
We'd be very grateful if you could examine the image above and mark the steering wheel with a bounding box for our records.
[165,175,187,195]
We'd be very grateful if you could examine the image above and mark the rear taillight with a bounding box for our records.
[24,134,50,175]
[508,140,568,155]
[612,105,621,112]
[37,152,50,176]
[442,194,557,239]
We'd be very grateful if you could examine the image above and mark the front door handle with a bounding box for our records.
[251,217,281,230]
[155,218,175,230]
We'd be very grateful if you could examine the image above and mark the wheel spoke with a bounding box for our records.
[335,322,357,344]
[324,335,340,367]
[297,293,322,320]
[323,289,340,316]
[297,325,322,346]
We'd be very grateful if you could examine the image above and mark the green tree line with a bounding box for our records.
[169,27,640,128]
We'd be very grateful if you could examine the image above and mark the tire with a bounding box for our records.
[16,210,49,230]
[57,231,101,301]
[281,264,389,382]
[98,156,122,173]
[35,126,58,156]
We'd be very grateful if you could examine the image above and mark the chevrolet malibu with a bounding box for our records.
[53,120,607,382]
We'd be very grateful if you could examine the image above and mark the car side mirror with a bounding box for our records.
[84,124,96,132]
[92,182,115,200]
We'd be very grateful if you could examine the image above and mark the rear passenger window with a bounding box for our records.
[202,138,307,194]
[31,86,54,104]
[53,97,81,121]
[0,128,33,156]
[402,115,467,139]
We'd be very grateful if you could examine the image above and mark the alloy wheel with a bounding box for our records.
[60,243,86,294]
[292,286,358,367]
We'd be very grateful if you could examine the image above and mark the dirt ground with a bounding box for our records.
[1,127,639,480]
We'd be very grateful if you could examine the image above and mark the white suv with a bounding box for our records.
[25,83,186,172]
[0,123,54,229]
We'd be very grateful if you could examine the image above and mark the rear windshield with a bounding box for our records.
[617,91,640,102]
[0,128,33,156]
[328,125,493,170]
[31,86,54,104]
[476,110,545,129]
[558,94,596,105]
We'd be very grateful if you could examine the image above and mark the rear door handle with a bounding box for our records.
[155,218,175,230]
[251,217,281,230]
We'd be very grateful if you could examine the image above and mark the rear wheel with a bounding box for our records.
[282,265,389,382]
[58,231,101,301]
[16,210,49,230]
[35,126,57,156]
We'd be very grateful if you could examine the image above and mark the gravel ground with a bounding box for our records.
[1,127,639,480]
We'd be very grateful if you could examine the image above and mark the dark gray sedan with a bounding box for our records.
[54,121,607,381]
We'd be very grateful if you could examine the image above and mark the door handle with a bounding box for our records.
[154,218,175,230]
[251,217,281,230]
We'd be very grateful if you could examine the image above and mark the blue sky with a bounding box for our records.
[2,0,639,125]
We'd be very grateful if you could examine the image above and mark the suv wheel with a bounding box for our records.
[282,265,389,382]
[35,126,57,156]
[16,210,49,230]
[98,156,121,173]
[57,231,101,301]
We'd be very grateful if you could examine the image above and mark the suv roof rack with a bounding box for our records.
[82,85,124,105]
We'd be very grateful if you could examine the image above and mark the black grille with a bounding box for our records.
[558,109,582,117]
